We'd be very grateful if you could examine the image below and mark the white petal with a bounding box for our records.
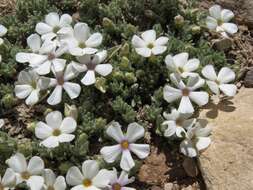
[164,54,177,72]
[43,169,56,186]
[141,30,156,43]
[118,171,135,186]
[15,85,32,99]
[85,33,103,47]
[41,33,57,41]
[131,35,146,48]
[221,9,234,22]
[201,65,217,81]
[135,48,152,57]
[92,50,107,64]
[6,153,27,173]
[27,156,44,175]
[195,137,211,151]
[71,185,87,190]
[81,70,96,86]
[29,54,48,68]
[189,91,209,106]
[60,117,77,134]
[209,5,222,19]
[82,160,99,179]
[173,52,189,67]
[66,166,84,186]
[52,59,66,73]
[184,58,199,72]
[175,127,186,138]
[180,139,197,157]
[163,85,182,103]
[57,134,75,142]
[76,55,91,65]
[0,24,7,37]
[63,82,81,99]
[206,81,220,95]
[25,90,39,105]
[35,60,52,75]
[169,73,186,89]
[100,145,122,163]
[59,14,72,27]
[106,123,125,143]
[95,64,112,76]
[18,70,32,83]
[126,123,145,143]
[206,16,218,30]
[54,176,67,190]
[217,67,235,83]
[163,121,177,137]
[27,176,44,190]
[178,96,194,114]
[221,23,238,34]
[47,85,63,105]
[187,76,205,90]
[219,84,237,96]
[129,144,150,159]
[92,169,111,188]
[36,23,52,35]
[74,22,90,42]
[120,150,135,171]
[40,136,59,148]
[69,47,84,56]
[46,111,62,129]
[151,46,167,55]
[1,168,16,186]
[27,34,41,52]
[83,47,98,54]
[0,119,4,129]
[35,122,53,139]
[45,12,60,27]
[154,36,169,46]
[16,53,31,63]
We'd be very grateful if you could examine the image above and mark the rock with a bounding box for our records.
[242,0,253,28]
[198,88,253,190]
[244,67,253,88]
[151,186,162,190]
[164,183,174,190]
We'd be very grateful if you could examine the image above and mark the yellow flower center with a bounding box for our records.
[53,26,60,33]
[178,67,184,73]
[217,19,223,26]
[182,88,189,96]
[47,186,55,190]
[83,179,92,187]
[147,43,154,49]
[48,53,56,60]
[112,183,122,190]
[0,183,4,190]
[52,129,61,136]
[215,79,220,85]
[121,140,129,149]
[176,118,183,126]
[79,42,86,48]
[21,171,31,180]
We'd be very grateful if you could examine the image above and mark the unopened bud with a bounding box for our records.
[64,104,78,120]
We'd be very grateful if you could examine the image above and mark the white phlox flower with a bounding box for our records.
[35,12,72,44]
[165,52,200,78]
[35,110,77,148]
[202,64,237,97]
[180,121,212,157]
[100,122,150,171]
[0,168,16,189]
[108,168,135,190]
[163,108,196,138]
[65,22,103,56]
[42,169,66,190]
[131,29,168,57]
[163,73,209,114]
[6,153,45,190]
[0,24,7,45]
[0,119,5,129]
[66,160,112,190]
[15,70,44,106]
[206,5,238,37]
[70,50,113,85]
[44,64,81,105]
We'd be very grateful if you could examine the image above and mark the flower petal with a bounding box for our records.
[217,67,235,83]
[92,50,107,65]
[1,168,16,186]
[180,139,197,157]
[43,169,56,186]
[35,22,52,35]
[163,85,182,103]
[165,54,177,72]
[120,150,135,171]
[54,176,67,190]
[26,176,44,190]
[92,169,112,188]
[195,137,211,151]
[206,16,218,30]
[201,65,217,81]
[129,144,150,159]
[52,59,66,73]
[209,5,222,19]
[25,90,39,105]
[221,23,238,34]
[184,58,199,72]
[163,121,177,137]
[154,36,168,46]
[40,136,59,148]
[59,14,72,27]
[45,111,63,129]
[16,53,31,63]
[6,153,27,173]
[60,117,77,134]
[34,60,52,75]
[45,12,60,27]
[151,46,167,55]
[35,122,53,140]
[178,96,194,114]
[82,160,99,180]
[0,24,7,37]
[141,30,156,43]
[63,82,81,99]
[135,48,152,57]
[106,122,125,143]
[100,145,122,163]
[57,134,75,142]
[95,64,113,76]
[131,35,146,48]
[173,52,189,67]
[27,34,41,52]
[126,123,144,143]
[66,166,84,186]
[81,70,96,85]
[15,85,32,99]
[221,9,234,22]
[27,156,44,175]
[85,33,103,47]
[206,81,220,95]
[74,22,90,42]
[189,91,209,106]
[219,84,237,96]
[47,85,63,105]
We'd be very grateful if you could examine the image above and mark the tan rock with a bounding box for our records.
[198,88,253,190]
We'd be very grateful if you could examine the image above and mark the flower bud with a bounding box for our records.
[95,77,107,93]
[27,121,36,132]
[125,72,137,84]
[120,43,130,56]
[174,15,185,27]
[64,104,78,120]
[191,26,201,35]
[120,56,130,70]
[102,17,115,30]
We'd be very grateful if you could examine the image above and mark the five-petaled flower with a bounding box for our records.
[100,122,150,171]
[131,29,168,57]
[6,153,45,190]
[35,111,77,148]
[206,5,238,37]
[202,64,237,97]
[42,169,66,190]
[163,73,209,114]
[66,160,111,190]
